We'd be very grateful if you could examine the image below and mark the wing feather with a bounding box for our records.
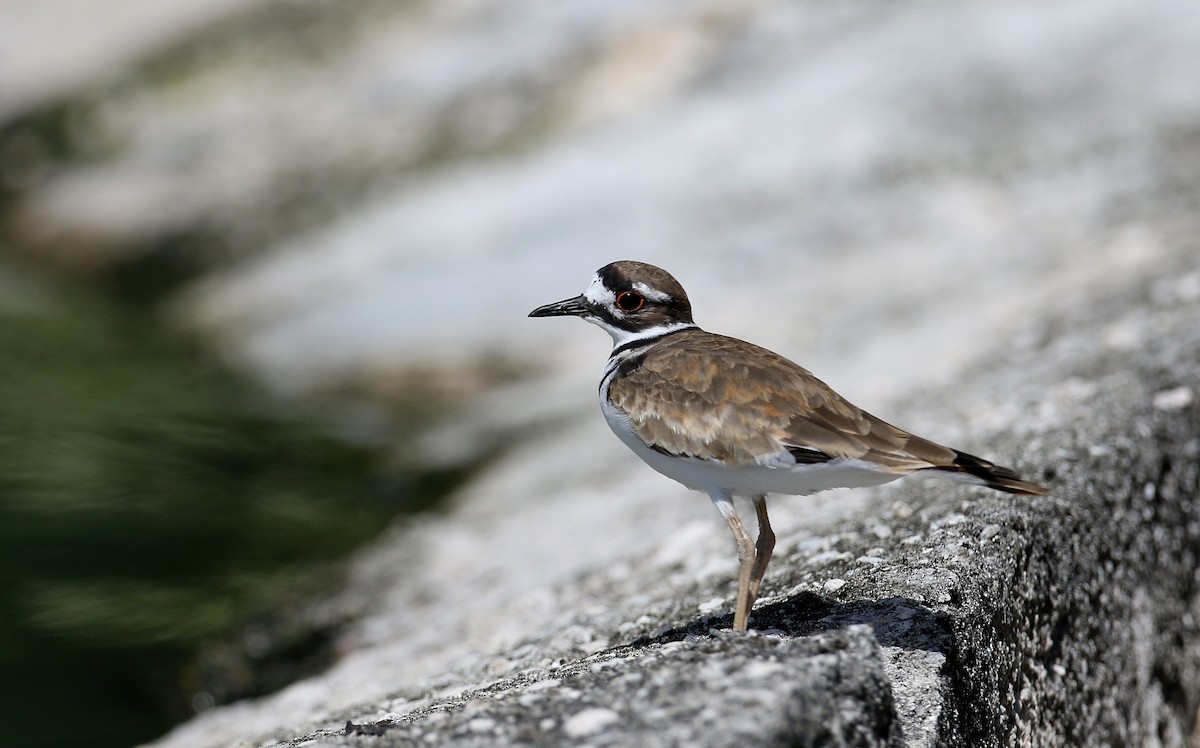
[607,330,942,470]
[606,329,1046,495]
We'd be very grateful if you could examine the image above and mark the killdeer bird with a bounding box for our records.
[530,261,1046,631]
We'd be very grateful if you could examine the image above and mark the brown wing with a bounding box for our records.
[608,330,952,471]
[607,329,1047,495]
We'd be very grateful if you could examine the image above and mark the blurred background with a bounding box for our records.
[1,1,1198,746]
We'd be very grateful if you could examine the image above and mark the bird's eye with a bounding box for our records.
[615,291,645,312]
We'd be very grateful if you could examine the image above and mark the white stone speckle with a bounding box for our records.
[741,660,787,680]
[467,717,495,733]
[824,578,847,593]
[891,501,914,519]
[578,639,608,655]
[932,512,967,529]
[808,550,853,566]
[1152,386,1193,411]
[563,707,620,738]
[698,597,726,614]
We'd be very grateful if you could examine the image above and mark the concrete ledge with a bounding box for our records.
[336,627,898,748]
[250,272,1199,747]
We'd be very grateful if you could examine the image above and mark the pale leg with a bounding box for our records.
[747,495,775,605]
[710,492,757,631]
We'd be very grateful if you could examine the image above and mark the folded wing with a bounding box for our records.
[606,331,1045,495]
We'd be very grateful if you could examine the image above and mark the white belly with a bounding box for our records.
[600,397,902,497]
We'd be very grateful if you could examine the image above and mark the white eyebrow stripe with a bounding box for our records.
[632,281,670,302]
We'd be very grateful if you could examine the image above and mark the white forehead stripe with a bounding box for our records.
[632,281,671,302]
[584,274,615,306]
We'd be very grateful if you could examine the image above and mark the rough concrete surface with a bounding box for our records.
[332,627,898,748]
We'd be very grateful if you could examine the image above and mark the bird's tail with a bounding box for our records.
[923,449,1048,495]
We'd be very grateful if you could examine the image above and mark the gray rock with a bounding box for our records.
[319,627,899,748]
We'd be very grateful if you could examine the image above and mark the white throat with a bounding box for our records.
[590,319,697,350]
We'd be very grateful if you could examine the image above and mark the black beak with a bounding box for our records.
[528,294,588,318]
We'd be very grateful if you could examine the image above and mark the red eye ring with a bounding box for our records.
[615,291,645,312]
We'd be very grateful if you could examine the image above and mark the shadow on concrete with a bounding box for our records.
[633,592,954,655]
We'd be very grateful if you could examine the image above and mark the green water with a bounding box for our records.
[0,288,446,747]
